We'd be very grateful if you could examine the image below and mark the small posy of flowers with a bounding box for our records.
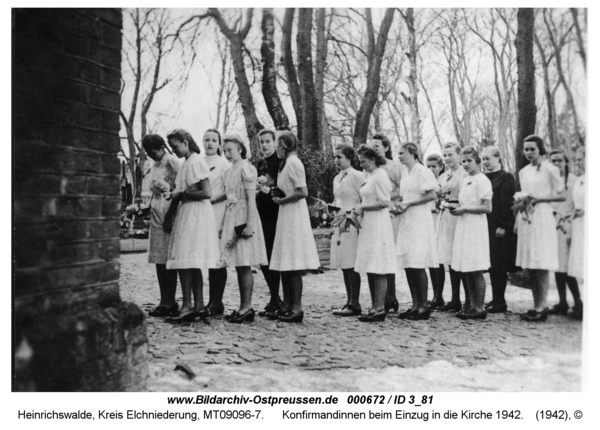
[257,174,275,194]
[124,202,150,219]
[151,179,171,197]
[512,191,534,224]
[438,190,455,211]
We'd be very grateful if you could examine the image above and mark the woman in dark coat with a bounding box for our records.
[482,146,518,313]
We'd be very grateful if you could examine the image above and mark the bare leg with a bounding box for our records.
[533,269,550,312]
[235,266,253,313]
[279,271,291,312]
[177,269,194,313]
[467,271,486,312]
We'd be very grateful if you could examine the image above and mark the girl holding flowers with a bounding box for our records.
[142,134,179,317]
[515,135,565,322]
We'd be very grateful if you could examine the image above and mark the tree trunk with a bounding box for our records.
[281,8,303,139]
[261,8,289,130]
[353,8,395,146]
[315,8,332,155]
[534,33,558,148]
[297,8,319,150]
[403,8,421,145]
[515,8,536,180]
[569,8,586,73]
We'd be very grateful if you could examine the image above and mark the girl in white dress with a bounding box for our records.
[353,145,398,322]
[547,149,581,317]
[142,134,179,317]
[516,135,566,322]
[568,146,585,320]
[330,145,365,316]
[371,134,404,313]
[425,153,445,308]
[164,129,220,322]
[217,135,268,323]
[450,147,493,320]
[436,143,470,312]
[269,131,320,323]
[201,129,231,316]
[394,143,439,321]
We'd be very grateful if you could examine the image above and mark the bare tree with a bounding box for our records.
[297,8,320,150]
[569,8,586,73]
[315,8,333,154]
[398,8,421,145]
[281,8,303,139]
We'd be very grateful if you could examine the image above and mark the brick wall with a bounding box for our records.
[13,8,148,391]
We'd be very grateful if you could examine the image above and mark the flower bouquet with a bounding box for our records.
[513,191,534,224]
[257,174,275,194]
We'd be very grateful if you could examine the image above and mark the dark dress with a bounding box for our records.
[256,152,281,261]
[485,169,518,273]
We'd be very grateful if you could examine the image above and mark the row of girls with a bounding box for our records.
[143,128,319,323]
[329,134,585,322]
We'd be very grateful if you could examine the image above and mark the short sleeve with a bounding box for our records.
[186,154,210,186]
[546,162,565,194]
[374,170,392,201]
[241,162,258,190]
[352,169,366,190]
[418,165,439,194]
[288,157,307,188]
[478,175,493,201]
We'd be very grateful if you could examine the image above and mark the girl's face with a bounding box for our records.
[146,147,165,162]
[426,160,443,178]
[371,139,387,158]
[397,147,412,165]
[550,153,566,174]
[223,141,242,163]
[203,131,220,156]
[461,154,480,175]
[482,151,500,172]
[443,148,460,169]
[523,141,541,163]
[334,150,352,171]
[275,140,287,159]
[358,154,376,172]
[168,138,189,159]
[259,133,276,157]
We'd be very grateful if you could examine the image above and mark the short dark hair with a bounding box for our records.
[334,144,355,163]
[460,146,481,164]
[223,134,248,159]
[167,129,201,154]
[142,134,166,152]
[357,144,387,167]
[426,154,445,174]
[372,133,393,160]
[258,128,276,141]
[204,128,223,156]
[524,134,547,155]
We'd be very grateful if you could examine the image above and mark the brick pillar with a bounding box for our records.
[13,9,148,391]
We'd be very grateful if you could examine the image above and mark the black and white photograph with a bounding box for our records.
[12,3,590,399]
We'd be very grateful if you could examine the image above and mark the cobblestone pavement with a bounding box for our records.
[119,253,583,392]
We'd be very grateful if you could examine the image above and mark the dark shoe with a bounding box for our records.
[358,310,386,322]
[521,308,549,322]
[407,309,431,321]
[485,300,495,309]
[167,307,207,323]
[266,309,287,320]
[523,309,537,317]
[398,308,417,319]
[428,298,445,310]
[459,310,487,320]
[207,303,225,316]
[228,308,255,324]
[568,301,583,321]
[385,299,399,313]
[333,304,362,316]
[487,303,507,314]
[224,310,239,321]
[279,311,304,323]
[439,301,461,312]
[148,304,179,317]
[548,303,569,316]
[258,300,282,317]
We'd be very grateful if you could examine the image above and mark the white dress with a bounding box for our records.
[217,161,268,268]
[396,164,440,269]
[269,155,320,271]
[516,161,564,271]
[568,175,585,279]
[552,174,576,273]
[381,159,405,239]
[147,154,179,264]
[166,153,220,270]
[436,167,468,265]
[330,167,365,269]
[354,167,398,274]
[451,173,493,272]
[202,153,230,229]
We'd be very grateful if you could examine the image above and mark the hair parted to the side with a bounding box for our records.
[142,133,166,151]
[204,128,223,156]
[335,144,356,163]
[442,142,462,154]
[549,148,570,189]
[401,142,422,163]
[372,132,393,160]
[524,134,547,155]
[223,134,248,159]
[357,144,387,167]
[167,129,201,154]
[460,146,482,164]
[277,131,299,156]
[258,128,277,141]
[426,153,445,175]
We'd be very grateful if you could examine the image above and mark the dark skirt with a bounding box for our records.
[487,220,518,273]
